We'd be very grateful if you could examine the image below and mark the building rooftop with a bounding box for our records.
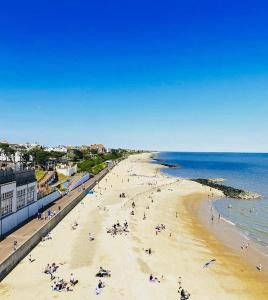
[0,168,36,186]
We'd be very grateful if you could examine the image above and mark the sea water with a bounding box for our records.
[156,152,268,250]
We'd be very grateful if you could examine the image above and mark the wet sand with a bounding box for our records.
[0,153,267,299]
[190,194,268,278]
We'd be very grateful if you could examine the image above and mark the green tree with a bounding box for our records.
[28,148,50,166]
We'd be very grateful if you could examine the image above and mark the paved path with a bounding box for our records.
[0,166,112,263]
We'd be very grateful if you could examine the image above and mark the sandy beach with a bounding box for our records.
[0,153,267,299]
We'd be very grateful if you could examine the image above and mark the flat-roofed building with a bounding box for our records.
[0,168,37,235]
[0,168,37,216]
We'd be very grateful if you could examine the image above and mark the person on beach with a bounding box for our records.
[149,274,160,283]
[145,248,152,255]
[70,273,78,286]
[28,254,35,263]
[13,240,18,251]
[88,232,95,241]
[96,280,105,295]
[180,288,190,299]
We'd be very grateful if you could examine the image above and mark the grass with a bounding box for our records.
[35,170,45,181]
[57,172,69,182]
[91,162,107,174]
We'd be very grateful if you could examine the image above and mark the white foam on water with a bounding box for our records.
[221,216,235,226]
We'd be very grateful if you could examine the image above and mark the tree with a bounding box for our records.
[22,152,30,162]
[66,149,83,161]
[28,147,50,166]
[0,143,15,162]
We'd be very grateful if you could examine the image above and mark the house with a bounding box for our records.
[56,164,77,177]
[89,144,106,154]
[45,145,68,153]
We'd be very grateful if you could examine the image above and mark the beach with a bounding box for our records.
[0,152,267,299]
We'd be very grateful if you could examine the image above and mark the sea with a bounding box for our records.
[155,152,268,251]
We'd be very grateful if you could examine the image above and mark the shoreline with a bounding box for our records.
[155,160,268,280]
[197,197,268,276]
[1,153,267,299]
[184,194,268,276]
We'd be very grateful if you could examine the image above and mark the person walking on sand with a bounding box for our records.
[257,263,262,271]
[96,280,105,295]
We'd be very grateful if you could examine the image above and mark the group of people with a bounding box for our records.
[96,266,111,277]
[145,248,152,255]
[119,193,126,198]
[51,275,77,292]
[44,263,78,292]
[178,277,191,299]
[37,209,57,221]
[155,224,166,235]
[107,221,129,237]
[71,221,79,230]
[95,266,112,295]
[149,274,161,283]
[241,241,249,250]
[44,262,59,280]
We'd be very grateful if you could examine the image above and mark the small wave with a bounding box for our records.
[221,217,235,226]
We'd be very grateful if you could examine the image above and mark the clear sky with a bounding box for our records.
[0,0,268,152]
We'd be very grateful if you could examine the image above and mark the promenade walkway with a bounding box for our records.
[0,166,112,263]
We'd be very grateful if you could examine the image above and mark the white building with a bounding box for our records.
[0,169,37,218]
[19,142,40,150]
[56,164,77,177]
[45,145,68,153]
[0,143,33,163]
[0,167,64,238]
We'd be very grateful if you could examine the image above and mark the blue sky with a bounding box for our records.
[0,0,268,151]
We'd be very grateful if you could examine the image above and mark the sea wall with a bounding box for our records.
[0,190,62,237]
[152,158,177,168]
[68,173,91,192]
[192,178,261,199]
[0,166,111,281]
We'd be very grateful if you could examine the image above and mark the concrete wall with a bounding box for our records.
[1,213,17,236]
[69,173,90,192]
[37,190,61,210]
[16,207,29,226]
[0,165,112,281]
[0,190,61,237]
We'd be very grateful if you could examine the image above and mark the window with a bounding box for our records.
[27,186,35,204]
[17,189,26,209]
[1,191,13,216]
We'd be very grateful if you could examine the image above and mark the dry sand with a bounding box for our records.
[0,153,267,299]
